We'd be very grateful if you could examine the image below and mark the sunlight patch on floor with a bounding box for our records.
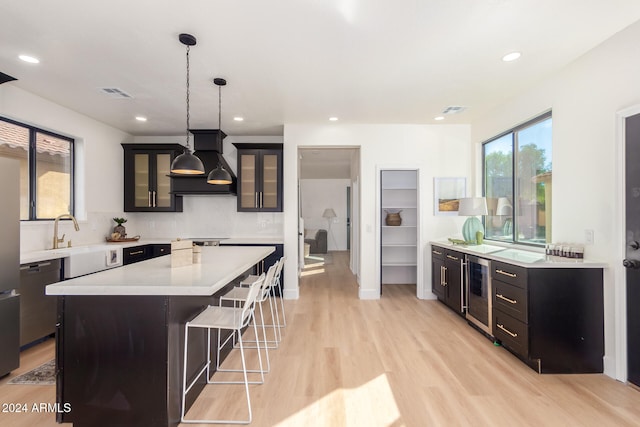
[275,374,401,426]
[300,267,325,276]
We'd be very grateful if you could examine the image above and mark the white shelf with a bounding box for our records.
[380,169,418,286]
[381,262,418,266]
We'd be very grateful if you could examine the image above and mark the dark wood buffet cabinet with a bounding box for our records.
[431,244,604,374]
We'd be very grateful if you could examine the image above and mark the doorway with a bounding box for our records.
[298,147,360,279]
[624,112,640,387]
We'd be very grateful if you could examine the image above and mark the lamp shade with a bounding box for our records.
[207,164,232,184]
[458,197,488,216]
[322,208,337,219]
[496,197,513,216]
[170,150,205,174]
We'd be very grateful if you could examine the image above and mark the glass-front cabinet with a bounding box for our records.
[233,143,283,212]
[122,144,184,212]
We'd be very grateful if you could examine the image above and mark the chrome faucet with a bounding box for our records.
[53,214,80,249]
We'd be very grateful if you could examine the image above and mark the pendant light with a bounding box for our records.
[207,77,233,185]
[170,33,205,175]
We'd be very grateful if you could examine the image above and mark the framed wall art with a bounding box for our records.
[434,177,466,216]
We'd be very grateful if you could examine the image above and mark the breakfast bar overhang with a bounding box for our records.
[46,245,275,427]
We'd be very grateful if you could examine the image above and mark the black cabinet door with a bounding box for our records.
[123,144,184,212]
[444,251,464,314]
[431,254,446,300]
[234,144,283,212]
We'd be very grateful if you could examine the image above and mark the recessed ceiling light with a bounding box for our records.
[329,117,338,121]
[233,116,244,122]
[135,116,147,122]
[434,116,445,121]
[19,54,40,64]
[502,52,521,62]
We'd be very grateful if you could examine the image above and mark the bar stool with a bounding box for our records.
[180,274,266,425]
[273,256,286,328]
[237,259,283,348]
[219,263,277,369]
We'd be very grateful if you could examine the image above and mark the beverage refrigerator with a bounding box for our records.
[0,157,20,377]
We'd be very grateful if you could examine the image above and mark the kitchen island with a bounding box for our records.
[46,245,275,427]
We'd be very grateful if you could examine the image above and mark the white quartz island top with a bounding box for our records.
[46,246,274,296]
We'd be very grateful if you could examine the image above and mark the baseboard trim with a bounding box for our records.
[283,287,299,300]
[359,288,380,300]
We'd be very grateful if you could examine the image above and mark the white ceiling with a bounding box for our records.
[1,1,640,137]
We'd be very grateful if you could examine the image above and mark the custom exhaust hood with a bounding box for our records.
[170,129,237,195]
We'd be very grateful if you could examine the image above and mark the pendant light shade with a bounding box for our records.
[207,164,233,184]
[171,33,205,175]
[207,77,232,185]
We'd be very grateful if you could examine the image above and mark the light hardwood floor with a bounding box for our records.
[2,251,640,426]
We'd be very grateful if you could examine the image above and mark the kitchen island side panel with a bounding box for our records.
[56,283,241,427]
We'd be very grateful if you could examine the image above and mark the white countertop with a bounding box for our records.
[45,246,274,296]
[20,237,283,264]
[430,240,607,269]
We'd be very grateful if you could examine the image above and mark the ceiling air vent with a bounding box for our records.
[99,87,133,99]
[442,106,466,115]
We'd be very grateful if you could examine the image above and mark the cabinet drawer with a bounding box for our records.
[152,244,171,258]
[444,249,463,263]
[123,245,150,265]
[431,246,445,259]
[493,310,528,358]
[493,279,528,323]
[492,260,527,289]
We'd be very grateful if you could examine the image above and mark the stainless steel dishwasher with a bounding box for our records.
[19,259,62,346]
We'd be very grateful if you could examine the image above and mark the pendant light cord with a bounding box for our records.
[218,82,222,129]
[185,45,191,150]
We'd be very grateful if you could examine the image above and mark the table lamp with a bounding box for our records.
[458,197,488,244]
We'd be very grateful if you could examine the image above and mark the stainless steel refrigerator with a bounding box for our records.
[0,157,20,377]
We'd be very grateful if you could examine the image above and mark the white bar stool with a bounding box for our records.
[180,273,266,425]
[219,263,277,369]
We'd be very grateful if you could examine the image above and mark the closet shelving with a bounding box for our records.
[381,170,418,285]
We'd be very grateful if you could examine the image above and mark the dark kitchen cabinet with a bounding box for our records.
[123,244,171,265]
[491,260,604,373]
[233,143,283,212]
[221,242,284,295]
[122,144,184,212]
[431,245,465,315]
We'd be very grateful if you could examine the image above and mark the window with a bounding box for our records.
[483,112,552,246]
[0,117,74,220]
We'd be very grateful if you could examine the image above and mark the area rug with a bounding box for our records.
[8,360,55,385]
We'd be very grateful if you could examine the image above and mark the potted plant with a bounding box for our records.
[112,217,127,239]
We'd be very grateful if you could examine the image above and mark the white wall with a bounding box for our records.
[300,179,350,251]
[0,85,132,252]
[469,20,640,379]
[283,124,472,300]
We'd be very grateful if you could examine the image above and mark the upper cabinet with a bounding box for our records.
[233,143,283,212]
[122,144,184,212]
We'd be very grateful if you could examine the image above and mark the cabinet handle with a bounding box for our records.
[496,323,518,338]
[496,293,518,304]
[153,191,157,207]
[148,191,152,207]
[260,192,264,208]
[255,192,258,208]
[442,266,447,286]
[440,266,444,286]
[446,255,458,261]
[129,250,144,256]
[432,250,442,255]
[496,269,517,278]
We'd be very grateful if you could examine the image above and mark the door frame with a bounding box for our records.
[615,104,640,382]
